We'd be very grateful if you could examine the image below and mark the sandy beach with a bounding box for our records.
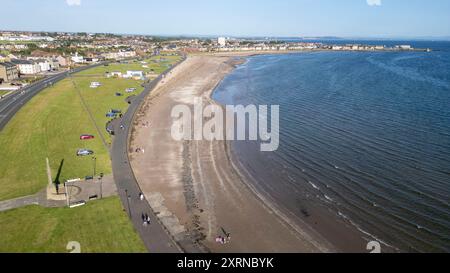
[129,55,339,252]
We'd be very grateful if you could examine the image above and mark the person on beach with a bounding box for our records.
[139,193,144,201]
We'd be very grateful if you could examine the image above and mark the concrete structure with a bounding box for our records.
[11,59,41,75]
[0,62,19,83]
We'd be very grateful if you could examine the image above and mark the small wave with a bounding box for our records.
[337,211,399,251]
[308,181,320,190]
[324,195,334,202]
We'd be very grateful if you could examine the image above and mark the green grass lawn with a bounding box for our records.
[0,197,146,253]
[0,54,181,201]
[77,55,181,77]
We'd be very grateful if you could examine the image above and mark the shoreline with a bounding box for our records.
[129,53,372,252]
[209,55,380,252]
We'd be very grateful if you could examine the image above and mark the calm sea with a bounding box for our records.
[213,41,450,252]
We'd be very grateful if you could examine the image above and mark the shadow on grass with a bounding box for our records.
[54,159,64,194]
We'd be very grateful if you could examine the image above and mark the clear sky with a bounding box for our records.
[1,0,450,38]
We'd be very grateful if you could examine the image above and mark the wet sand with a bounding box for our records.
[130,55,347,252]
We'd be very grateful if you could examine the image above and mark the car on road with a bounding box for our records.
[80,134,95,140]
[77,149,94,156]
[106,112,117,118]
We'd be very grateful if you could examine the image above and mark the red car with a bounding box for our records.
[80,135,95,140]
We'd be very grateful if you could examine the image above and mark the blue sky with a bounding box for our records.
[1,0,450,38]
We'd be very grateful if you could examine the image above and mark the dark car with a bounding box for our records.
[110,109,122,114]
[106,112,117,118]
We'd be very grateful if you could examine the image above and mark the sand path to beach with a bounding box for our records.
[130,55,335,252]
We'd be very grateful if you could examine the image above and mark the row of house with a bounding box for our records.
[10,59,60,75]
[0,58,61,83]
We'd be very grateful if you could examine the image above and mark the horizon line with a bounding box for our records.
[1,28,450,41]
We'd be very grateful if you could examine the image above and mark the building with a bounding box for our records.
[218,37,227,47]
[36,59,51,72]
[56,56,70,67]
[11,59,41,75]
[0,62,19,83]
[71,53,85,64]
[398,45,412,50]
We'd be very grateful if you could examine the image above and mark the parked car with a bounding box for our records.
[110,109,122,114]
[106,112,117,118]
[77,149,94,156]
[80,135,95,140]
[115,92,123,97]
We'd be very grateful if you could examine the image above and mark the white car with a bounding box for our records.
[77,149,94,156]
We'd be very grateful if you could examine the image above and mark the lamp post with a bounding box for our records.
[99,173,104,199]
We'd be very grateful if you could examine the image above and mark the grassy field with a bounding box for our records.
[0,197,146,253]
[77,55,181,77]
[0,54,181,201]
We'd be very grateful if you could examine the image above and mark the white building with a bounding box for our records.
[118,50,136,58]
[398,45,412,50]
[71,53,85,63]
[36,59,51,72]
[12,59,41,75]
[218,37,227,47]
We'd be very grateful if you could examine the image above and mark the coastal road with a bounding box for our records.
[0,63,107,131]
[111,55,198,253]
